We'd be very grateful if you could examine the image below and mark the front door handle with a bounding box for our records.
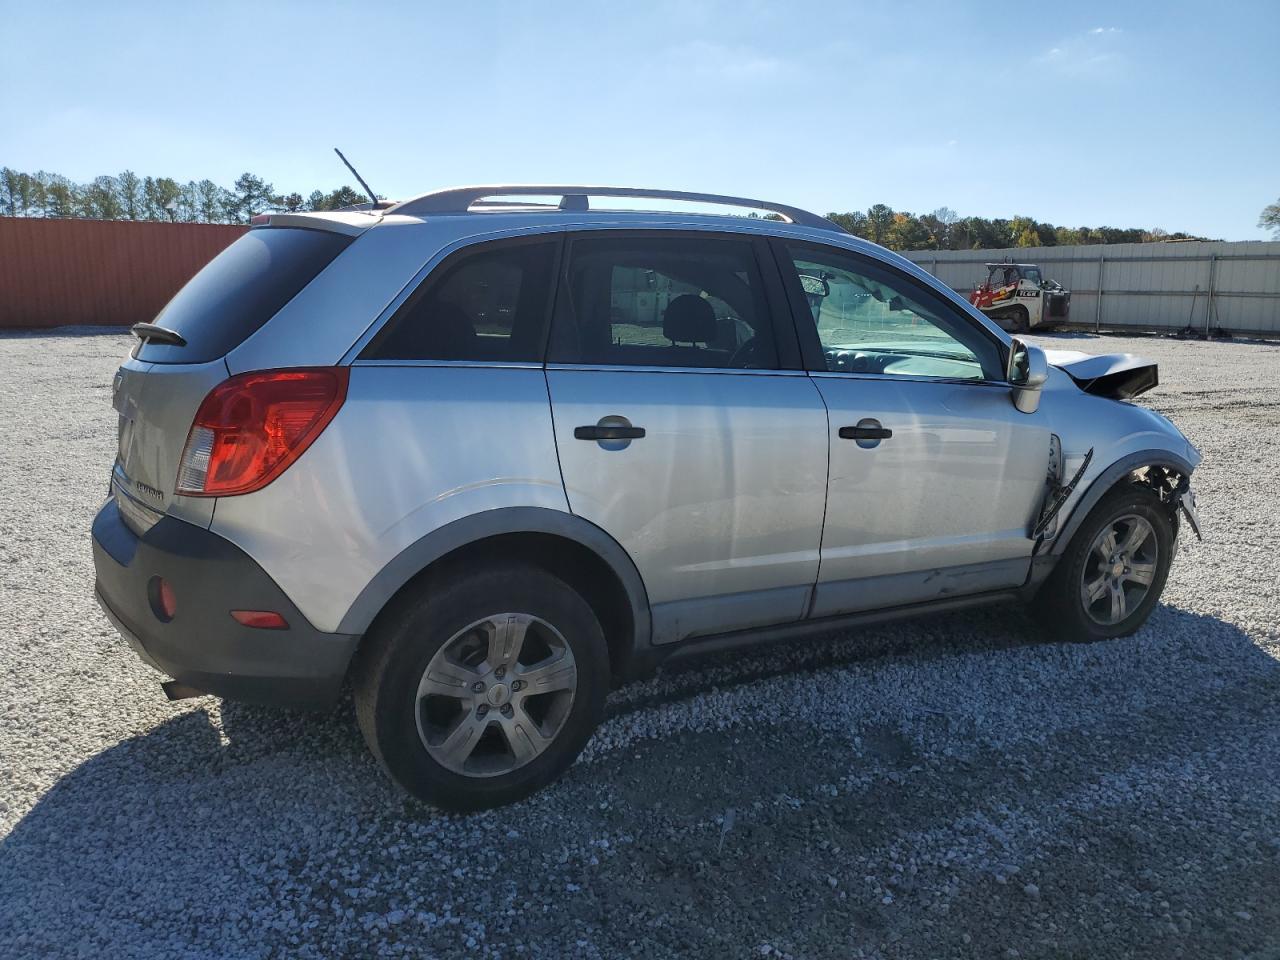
[574,424,646,441]
[574,416,645,450]
[838,423,893,441]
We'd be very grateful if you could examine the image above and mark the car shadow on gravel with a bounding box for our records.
[4,603,1279,958]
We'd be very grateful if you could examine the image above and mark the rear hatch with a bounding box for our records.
[111,225,354,532]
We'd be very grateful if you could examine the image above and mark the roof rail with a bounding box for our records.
[387,185,846,233]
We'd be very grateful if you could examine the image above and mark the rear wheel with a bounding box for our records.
[1008,305,1030,333]
[1032,485,1174,643]
[353,564,609,811]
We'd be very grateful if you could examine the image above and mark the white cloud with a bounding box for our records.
[1036,27,1126,77]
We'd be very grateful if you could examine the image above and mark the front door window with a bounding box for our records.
[784,243,1002,381]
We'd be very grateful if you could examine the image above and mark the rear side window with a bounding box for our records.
[362,239,559,362]
[138,227,352,363]
[548,235,779,369]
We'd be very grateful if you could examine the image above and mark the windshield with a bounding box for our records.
[1021,266,1043,284]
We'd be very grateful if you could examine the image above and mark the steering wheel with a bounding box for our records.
[728,336,762,369]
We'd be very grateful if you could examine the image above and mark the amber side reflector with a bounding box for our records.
[230,610,289,630]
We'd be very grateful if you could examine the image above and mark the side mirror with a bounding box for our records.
[1007,338,1048,414]
[799,274,830,298]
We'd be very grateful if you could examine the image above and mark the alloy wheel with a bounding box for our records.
[415,613,578,777]
[1079,514,1159,626]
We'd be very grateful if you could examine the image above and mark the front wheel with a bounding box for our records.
[353,564,609,811]
[1032,485,1175,643]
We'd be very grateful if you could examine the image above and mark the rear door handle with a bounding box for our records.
[838,424,892,440]
[574,425,646,440]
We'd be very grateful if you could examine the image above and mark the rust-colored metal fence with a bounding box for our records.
[0,217,247,329]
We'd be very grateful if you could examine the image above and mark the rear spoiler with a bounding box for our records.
[247,211,378,237]
[1044,350,1158,400]
[130,323,186,347]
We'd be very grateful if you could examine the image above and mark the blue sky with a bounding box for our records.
[3,0,1277,239]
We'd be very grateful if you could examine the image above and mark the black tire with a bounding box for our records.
[353,563,609,811]
[1010,305,1030,333]
[1032,484,1174,643]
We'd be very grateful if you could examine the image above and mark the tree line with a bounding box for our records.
[0,167,368,225]
[821,204,1212,250]
[1,165,1215,248]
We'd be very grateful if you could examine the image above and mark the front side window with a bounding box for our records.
[784,243,1002,381]
[363,239,558,361]
[549,235,779,369]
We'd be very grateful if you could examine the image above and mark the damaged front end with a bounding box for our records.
[1141,465,1202,542]
[1032,442,1202,557]
[1043,350,1159,400]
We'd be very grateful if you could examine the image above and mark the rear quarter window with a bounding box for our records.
[137,227,352,363]
[360,238,559,363]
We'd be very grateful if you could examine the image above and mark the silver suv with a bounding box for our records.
[92,186,1202,810]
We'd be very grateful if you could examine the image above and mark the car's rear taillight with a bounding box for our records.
[176,368,348,497]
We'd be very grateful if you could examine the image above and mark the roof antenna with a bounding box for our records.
[333,147,379,206]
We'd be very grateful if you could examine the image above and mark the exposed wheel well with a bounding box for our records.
[1059,462,1188,553]
[358,532,638,685]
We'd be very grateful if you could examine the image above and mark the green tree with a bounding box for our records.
[308,185,365,211]
[865,204,895,245]
[1259,198,1280,238]
[1,167,43,216]
[827,210,868,237]
[38,172,78,218]
[116,170,143,219]
[230,171,277,222]
[885,212,934,251]
[190,179,231,223]
[142,176,183,220]
[280,192,305,212]
[1009,216,1040,248]
[80,175,124,219]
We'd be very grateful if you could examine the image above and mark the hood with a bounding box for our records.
[1043,349,1158,400]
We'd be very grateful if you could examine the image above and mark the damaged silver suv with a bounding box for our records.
[92,186,1201,810]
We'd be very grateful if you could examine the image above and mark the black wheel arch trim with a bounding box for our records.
[336,507,653,648]
[1049,448,1195,557]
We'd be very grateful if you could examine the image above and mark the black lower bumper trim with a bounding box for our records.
[91,499,360,709]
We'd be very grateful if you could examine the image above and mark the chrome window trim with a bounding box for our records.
[545,362,809,377]
[351,359,545,370]
[809,370,1010,389]
[349,359,810,376]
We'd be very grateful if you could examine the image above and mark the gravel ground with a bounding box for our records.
[1,328,1279,960]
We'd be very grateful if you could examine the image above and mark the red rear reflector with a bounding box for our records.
[148,577,177,622]
[176,368,348,497]
[230,610,289,630]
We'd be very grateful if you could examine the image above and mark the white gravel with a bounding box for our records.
[2,328,1279,959]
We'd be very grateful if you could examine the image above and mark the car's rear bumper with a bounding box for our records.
[91,499,360,709]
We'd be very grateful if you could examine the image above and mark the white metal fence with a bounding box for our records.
[904,240,1280,336]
